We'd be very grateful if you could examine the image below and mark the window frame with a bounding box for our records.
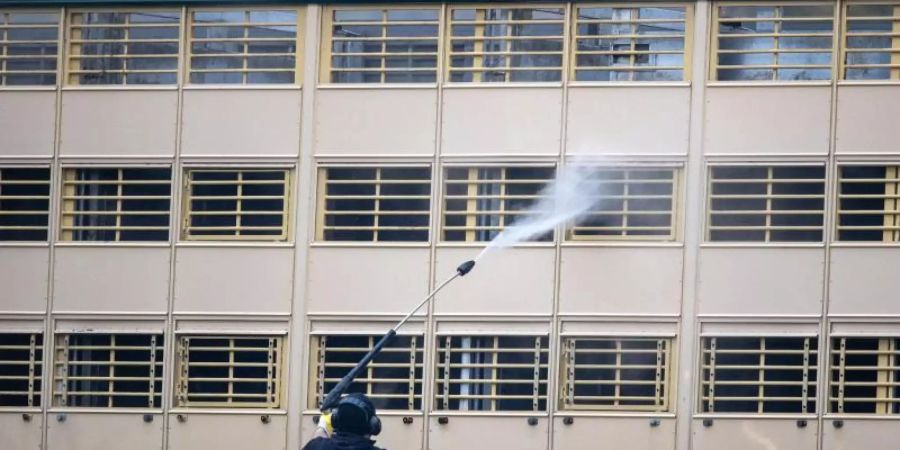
[319,4,442,85]
[0,332,43,410]
[444,3,569,84]
[840,1,900,82]
[0,165,52,242]
[829,335,900,415]
[180,166,293,242]
[64,7,184,86]
[185,6,306,86]
[709,1,837,83]
[570,2,694,84]
[835,163,900,243]
[0,8,62,87]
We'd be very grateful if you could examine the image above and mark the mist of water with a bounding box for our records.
[475,165,604,262]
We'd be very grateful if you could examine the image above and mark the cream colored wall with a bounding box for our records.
[0,2,898,450]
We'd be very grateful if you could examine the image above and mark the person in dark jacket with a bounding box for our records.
[303,393,385,450]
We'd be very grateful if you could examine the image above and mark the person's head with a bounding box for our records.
[331,393,381,437]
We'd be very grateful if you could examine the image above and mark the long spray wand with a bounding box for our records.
[319,260,476,411]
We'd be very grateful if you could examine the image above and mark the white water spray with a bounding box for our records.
[475,165,603,262]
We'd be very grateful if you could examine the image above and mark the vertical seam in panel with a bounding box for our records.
[676,1,711,449]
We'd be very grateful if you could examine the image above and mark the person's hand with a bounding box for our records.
[317,412,333,437]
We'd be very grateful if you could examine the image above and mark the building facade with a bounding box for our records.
[0,1,899,450]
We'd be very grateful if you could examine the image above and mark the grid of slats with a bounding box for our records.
[188,9,299,84]
[317,166,431,242]
[66,10,181,85]
[183,168,290,241]
[447,6,565,82]
[0,333,43,408]
[830,337,900,414]
[61,167,171,242]
[176,335,282,408]
[53,333,163,408]
[442,166,554,242]
[0,10,59,85]
[701,336,818,414]
[312,334,423,411]
[435,335,549,412]
[0,167,51,241]
[713,3,835,81]
[569,167,679,240]
[572,4,689,82]
[326,7,439,83]
[843,3,900,80]
[837,165,900,242]
[707,165,826,242]
[561,337,671,411]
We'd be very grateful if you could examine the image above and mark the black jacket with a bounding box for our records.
[302,432,385,450]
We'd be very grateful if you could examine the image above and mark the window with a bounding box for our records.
[837,165,900,242]
[310,334,423,411]
[324,7,439,83]
[0,11,59,86]
[572,5,689,82]
[53,333,163,408]
[61,167,171,242]
[560,337,672,411]
[830,337,900,414]
[434,335,549,412]
[447,6,565,82]
[706,165,826,242]
[182,168,291,241]
[843,3,900,81]
[0,333,43,408]
[316,166,431,242]
[700,336,817,414]
[713,4,834,81]
[175,335,283,408]
[569,167,679,241]
[442,166,554,242]
[189,9,300,84]
[66,10,180,85]
[0,167,51,241]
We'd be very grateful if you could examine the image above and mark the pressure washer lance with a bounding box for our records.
[319,259,476,411]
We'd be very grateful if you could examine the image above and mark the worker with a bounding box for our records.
[303,393,385,450]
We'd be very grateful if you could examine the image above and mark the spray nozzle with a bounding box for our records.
[456,260,476,277]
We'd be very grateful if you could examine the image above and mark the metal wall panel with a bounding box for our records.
[315,89,437,156]
[428,416,549,450]
[822,419,900,450]
[704,86,832,155]
[0,247,49,313]
[174,247,293,314]
[829,248,900,316]
[567,87,690,156]
[168,414,286,450]
[0,92,56,157]
[835,86,900,154]
[53,247,170,314]
[181,90,302,157]
[46,413,163,450]
[0,413,42,450]
[59,91,177,157]
[691,419,818,450]
[552,417,675,450]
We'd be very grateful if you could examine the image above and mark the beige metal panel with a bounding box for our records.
[691,419,818,450]
[306,247,429,314]
[835,86,900,154]
[830,248,900,316]
[181,90,302,157]
[441,88,562,155]
[558,247,682,315]
[434,248,554,315]
[0,247,49,313]
[428,416,548,450]
[300,414,422,450]
[59,91,177,157]
[46,413,163,450]
[0,413,42,450]
[173,319,288,335]
[435,320,548,335]
[703,86,831,155]
[0,319,43,333]
[552,416,675,450]
[822,419,900,450]
[0,91,56,157]
[697,248,824,316]
[53,247,170,314]
[566,87,690,156]
[168,413,286,450]
[174,247,293,314]
[700,321,819,337]
[314,89,437,156]
[559,320,678,336]
[309,319,425,335]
